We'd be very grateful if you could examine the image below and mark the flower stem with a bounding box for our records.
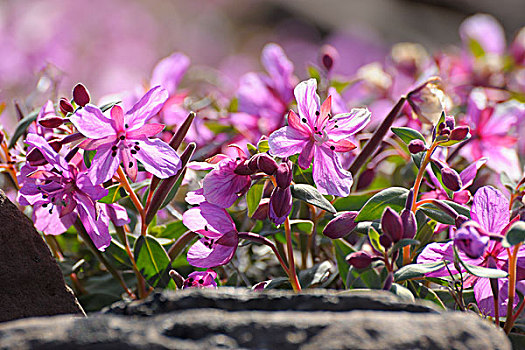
[284,217,301,292]
[115,226,146,299]
[74,219,135,299]
[116,166,146,235]
[504,244,521,334]
[238,232,289,275]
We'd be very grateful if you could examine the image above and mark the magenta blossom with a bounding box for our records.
[269,78,371,197]
[182,202,240,268]
[418,186,525,316]
[183,269,217,289]
[460,88,521,179]
[199,145,251,208]
[70,86,181,184]
[18,134,112,250]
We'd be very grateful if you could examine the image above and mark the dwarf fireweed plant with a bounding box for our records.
[2,13,525,335]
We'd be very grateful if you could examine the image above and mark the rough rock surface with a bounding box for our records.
[0,190,84,322]
[0,288,511,349]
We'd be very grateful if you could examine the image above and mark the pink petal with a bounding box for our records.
[187,230,238,268]
[88,145,120,185]
[325,139,357,152]
[121,148,138,182]
[25,134,69,171]
[126,123,165,139]
[294,78,320,126]
[261,43,294,103]
[268,126,309,158]
[182,202,236,235]
[126,86,169,129]
[75,193,112,251]
[110,105,125,133]
[312,146,353,197]
[287,110,310,136]
[471,186,509,234]
[460,14,506,55]
[459,158,487,188]
[326,108,371,141]
[133,138,181,179]
[70,104,115,139]
[315,95,332,129]
[298,140,315,169]
[202,162,250,208]
[150,52,190,95]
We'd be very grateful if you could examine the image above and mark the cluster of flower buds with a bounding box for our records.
[436,115,469,142]
[379,190,417,249]
[453,222,489,259]
[236,153,293,226]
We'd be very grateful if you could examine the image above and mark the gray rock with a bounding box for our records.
[103,288,437,316]
[0,190,84,322]
[0,289,511,349]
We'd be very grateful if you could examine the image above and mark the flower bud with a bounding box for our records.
[439,127,451,136]
[454,225,489,259]
[455,215,469,228]
[383,272,394,291]
[269,187,292,225]
[407,81,445,125]
[408,139,426,154]
[248,154,260,172]
[449,126,469,141]
[445,115,455,129]
[320,45,339,72]
[379,234,392,249]
[257,153,278,175]
[39,117,64,128]
[234,160,256,175]
[323,211,358,239]
[346,251,373,269]
[251,198,269,220]
[441,167,462,191]
[400,209,417,239]
[275,162,292,188]
[381,207,403,243]
[356,168,375,191]
[72,83,90,107]
[169,270,184,289]
[59,98,74,115]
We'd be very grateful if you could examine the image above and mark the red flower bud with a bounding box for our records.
[257,153,278,175]
[379,234,392,249]
[73,83,90,107]
[356,168,375,191]
[39,117,64,128]
[234,160,256,175]
[449,126,469,141]
[381,207,403,243]
[269,187,292,225]
[275,162,292,188]
[323,211,358,239]
[401,209,417,239]
[59,98,74,114]
[441,167,462,192]
[346,251,373,269]
[408,139,426,154]
[26,148,47,166]
[251,198,270,220]
[445,115,455,129]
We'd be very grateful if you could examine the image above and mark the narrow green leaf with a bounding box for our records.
[333,239,355,287]
[149,220,188,239]
[368,227,384,254]
[394,261,447,282]
[8,110,39,148]
[290,184,336,214]
[390,283,415,303]
[391,127,425,145]
[246,180,264,217]
[257,139,269,153]
[454,246,508,278]
[408,280,446,309]
[355,187,409,222]
[133,235,176,289]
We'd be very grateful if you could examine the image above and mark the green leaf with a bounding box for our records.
[334,191,375,212]
[414,219,436,248]
[390,239,420,255]
[299,261,333,288]
[307,65,321,82]
[408,280,446,309]
[289,219,314,235]
[333,239,356,287]
[412,152,425,169]
[8,109,39,148]
[418,200,470,225]
[438,133,471,147]
[257,139,269,153]
[83,150,96,168]
[99,100,121,112]
[99,179,150,204]
[246,180,264,217]
[246,143,257,156]
[390,283,415,303]
[330,80,350,93]
[133,235,177,289]
[355,187,409,222]
[394,261,447,282]
[103,240,132,269]
[290,184,336,214]
[500,172,517,192]
[368,227,384,254]
[204,121,233,133]
[391,127,426,145]
[149,220,188,239]
[502,222,525,248]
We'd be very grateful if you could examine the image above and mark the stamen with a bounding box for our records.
[119,135,125,140]
[302,118,307,123]
[315,111,320,116]
[330,146,335,150]
[128,161,133,168]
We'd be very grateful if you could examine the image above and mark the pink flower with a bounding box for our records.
[183,269,217,289]
[418,186,525,316]
[182,202,239,268]
[70,86,181,184]
[268,78,371,197]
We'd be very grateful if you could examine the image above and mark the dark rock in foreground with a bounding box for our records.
[0,288,511,349]
[0,190,84,323]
